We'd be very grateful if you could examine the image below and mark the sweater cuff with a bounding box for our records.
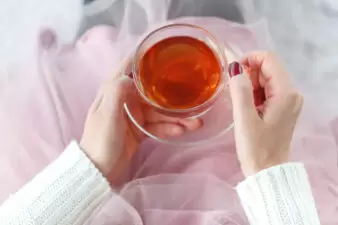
[236,163,320,225]
[1,141,112,225]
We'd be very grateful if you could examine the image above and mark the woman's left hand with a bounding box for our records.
[80,59,202,185]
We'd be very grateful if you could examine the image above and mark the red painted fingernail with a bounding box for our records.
[254,87,266,106]
[228,62,243,78]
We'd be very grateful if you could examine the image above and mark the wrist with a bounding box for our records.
[79,141,111,180]
[80,142,129,187]
[241,160,288,177]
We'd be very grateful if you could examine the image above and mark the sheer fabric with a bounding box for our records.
[0,0,337,224]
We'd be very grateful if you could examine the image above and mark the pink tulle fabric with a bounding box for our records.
[0,4,337,225]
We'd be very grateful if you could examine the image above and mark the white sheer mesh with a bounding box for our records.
[0,0,337,224]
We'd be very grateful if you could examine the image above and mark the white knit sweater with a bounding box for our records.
[0,141,320,225]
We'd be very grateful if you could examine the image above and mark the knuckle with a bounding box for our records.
[286,90,304,110]
[260,51,278,60]
[105,76,126,90]
[297,93,304,106]
[263,50,276,57]
[288,90,302,100]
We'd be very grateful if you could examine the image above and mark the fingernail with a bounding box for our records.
[126,72,133,79]
[254,87,266,106]
[228,62,243,78]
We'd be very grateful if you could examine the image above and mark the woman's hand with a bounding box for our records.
[80,59,202,185]
[228,51,303,177]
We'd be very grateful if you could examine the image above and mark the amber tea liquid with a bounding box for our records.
[139,36,221,109]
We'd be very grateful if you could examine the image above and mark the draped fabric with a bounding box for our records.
[0,0,337,224]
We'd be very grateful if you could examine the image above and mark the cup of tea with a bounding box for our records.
[132,23,228,118]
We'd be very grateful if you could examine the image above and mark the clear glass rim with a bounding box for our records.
[132,23,228,114]
[124,102,234,146]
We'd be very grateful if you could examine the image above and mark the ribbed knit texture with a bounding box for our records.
[0,143,321,225]
[0,141,112,225]
[237,163,320,225]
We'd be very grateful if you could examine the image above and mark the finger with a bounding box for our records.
[98,76,133,116]
[182,118,203,131]
[228,61,260,125]
[145,123,185,139]
[241,51,278,71]
[254,87,266,107]
[244,66,262,90]
[144,107,203,131]
[264,90,303,123]
[243,65,267,106]
[89,56,133,114]
[107,55,133,82]
[89,88,104,114]
[241,51,292,95]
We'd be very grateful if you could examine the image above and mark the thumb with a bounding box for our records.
[228,62,259,125]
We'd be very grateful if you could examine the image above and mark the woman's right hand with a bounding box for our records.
[228,51,304,177]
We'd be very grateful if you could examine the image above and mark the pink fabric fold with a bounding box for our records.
[0,15,337,225]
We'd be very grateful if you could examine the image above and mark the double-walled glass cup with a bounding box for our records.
[124,23,233,145]
[132,23,228,118]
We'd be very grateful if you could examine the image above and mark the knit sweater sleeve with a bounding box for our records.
[0,141,112,225]
[236,163,321,225]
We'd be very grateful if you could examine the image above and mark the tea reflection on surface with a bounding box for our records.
[126,24,233,145]
[139,36,221,110]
